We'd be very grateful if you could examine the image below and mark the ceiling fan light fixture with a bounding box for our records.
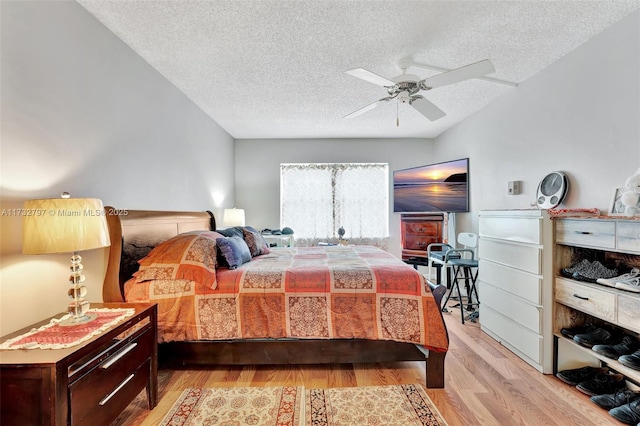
[344,58,498,122]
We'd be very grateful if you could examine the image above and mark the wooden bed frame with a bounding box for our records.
[102,207,448,388]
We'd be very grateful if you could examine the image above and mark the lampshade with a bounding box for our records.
[22,196,111,324]
[23,198,110,254]
[222,208,245,227]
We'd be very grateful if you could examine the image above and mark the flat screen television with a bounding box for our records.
[393,158,469,213]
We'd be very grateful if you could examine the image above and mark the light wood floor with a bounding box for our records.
[113,304,620,425]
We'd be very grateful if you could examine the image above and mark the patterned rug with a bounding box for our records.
[160,384,448,426]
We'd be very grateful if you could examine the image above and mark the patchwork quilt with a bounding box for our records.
[124,245,448,353]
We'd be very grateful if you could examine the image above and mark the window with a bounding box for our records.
[280,163,389,248]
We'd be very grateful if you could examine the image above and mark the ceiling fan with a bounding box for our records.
[343,59,497,123]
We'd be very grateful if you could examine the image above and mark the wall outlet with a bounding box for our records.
[508,180,522,195]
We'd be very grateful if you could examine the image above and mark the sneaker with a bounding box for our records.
[576,371,626,396]
[561,323,597,340]
[610,399,640,425]
[572,260,618,283]
[574,326,620,348]
[591,389,640,410]
[619,350,640,371]
[561,259,592,278]
[616,277,640,293]
[597,268,640,288]
[593,335,640,359]
[556,366,608,386]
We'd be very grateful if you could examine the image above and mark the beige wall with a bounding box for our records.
[0,1,236,335]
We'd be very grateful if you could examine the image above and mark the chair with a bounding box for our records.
[426,232,477,286]
[427,233,480,324]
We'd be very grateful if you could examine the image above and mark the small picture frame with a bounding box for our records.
[609,187,631,216]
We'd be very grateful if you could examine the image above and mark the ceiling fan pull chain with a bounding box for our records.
[396,100,400,127]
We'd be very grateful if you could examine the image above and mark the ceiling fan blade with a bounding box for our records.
[343,97,392,119]
[346,68,396,87]
[409,96,446,121]
[421,59,496,89]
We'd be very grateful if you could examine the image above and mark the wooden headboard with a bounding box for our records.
[103,207,216,302]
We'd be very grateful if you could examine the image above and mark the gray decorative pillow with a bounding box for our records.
[216,236,252,269]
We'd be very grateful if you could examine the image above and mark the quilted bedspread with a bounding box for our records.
[124,245,448,352]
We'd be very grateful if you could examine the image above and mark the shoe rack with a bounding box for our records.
[553,216,640,387]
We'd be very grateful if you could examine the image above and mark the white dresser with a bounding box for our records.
[478,210,554,373]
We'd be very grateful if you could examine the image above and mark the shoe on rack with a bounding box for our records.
[561,323,597,340]
[574,326,620,348]
[616,277,640,293]
[609,399,640,425]
[556,366,608,386]
[591,389,640,410]
[572,260,618,283]
[561,259,592,279]
[593,335,640,359]
[598,268,640,288]
[576,371,626,396]
[619,349,640,371]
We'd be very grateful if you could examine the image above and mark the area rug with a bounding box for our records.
[160,384,447,426]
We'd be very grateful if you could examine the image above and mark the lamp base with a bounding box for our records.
[58,312,98,326]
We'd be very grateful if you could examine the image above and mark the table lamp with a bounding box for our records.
[22,194,111,324]
[222,207,245,227]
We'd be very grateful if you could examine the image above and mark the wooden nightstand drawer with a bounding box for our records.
[555,278,615,321]
[70,360,151,426]
[69,327,152,420]
[68,321,152,375]
[556,220,615,249]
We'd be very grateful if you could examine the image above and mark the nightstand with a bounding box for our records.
[0,303,157,426]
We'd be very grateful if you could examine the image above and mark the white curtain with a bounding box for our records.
[281,163,389,249]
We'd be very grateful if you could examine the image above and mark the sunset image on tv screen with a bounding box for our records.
[393,158,469,213]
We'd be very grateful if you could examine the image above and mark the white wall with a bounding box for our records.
[236,10,640,254]
[234,138,436,257]
[434,9,640,234]
[0,1,236,334]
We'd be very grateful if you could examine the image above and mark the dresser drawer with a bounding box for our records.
[403,221,439,237]
[70,359,151,426]
[617,221,640,254]
[404,235,439,251]
[479,216,541,244]
[479,260,542,304]
[480,239,541,275]
[556,220,615,249]
[555,278,615,321]
[482,282,541,333]
[618,293,640,333]
[481,305,542,365]
[69,327,153,422]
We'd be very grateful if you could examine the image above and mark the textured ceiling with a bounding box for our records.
[78,0,640,139]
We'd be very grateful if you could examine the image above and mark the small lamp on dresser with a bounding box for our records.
[22,193,111,324]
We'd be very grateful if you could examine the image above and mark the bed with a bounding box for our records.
[102,207,449,388]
